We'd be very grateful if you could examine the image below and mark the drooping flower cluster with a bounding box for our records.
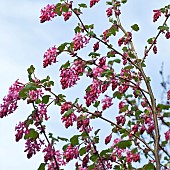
[40,4,57,23]
[63,144,79,162]
[29,89,43,101]
[90,0,99,8]
[60,102,77,128]
[102,95,113,110]
[60,60,85,89]
[24,138,44,159]
[118,32,132,46]
[15,121,29,142]
[43,144,65,169]
[84,79,102,106]
[63,11,72,21]
[0,80,24,118]
[164,129,170,141]
[153,10,161,22]
[43,46,58,68]
[73,33,90,51]
[111,138,140,163]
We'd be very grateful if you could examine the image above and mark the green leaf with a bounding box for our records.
[27,65,35,75]
[121,0,127,3]
[24,128,39,139]
[63,108,74,117]
[79,147,87,156]
[62,143,70,151]
[163,112,170,117]
[114,59,121,63]
[131,24,139,31]
[70,135,79,146]
[93,101,100,107]
[58,42,68,52]
[78,3,87,8]
[94,129,100,136]
[158,25,169,31]
[90,154,98,162]
[37,163,45,170]
[60,61,70,70]
[116,140,132,149]
[19,88,28,100]
[88,164,95,170]
[42,95,50,104]
[143,162,155,170]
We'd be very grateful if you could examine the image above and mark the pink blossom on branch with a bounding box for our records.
[0,80,24,118]
[43,46,58,68]
[90,0,99,8]
[40,4,57,23]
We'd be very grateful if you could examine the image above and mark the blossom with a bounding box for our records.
[93,41,99,52]
[63,144,79,162]
[90,0,99,8]
[105,133,112,145]
[167,90,170,100]
[43,46,58,68]
[165,129,170,141]
[73,33,90,51]
[29,89,43,101]
[153,10,161,22]
[0,80,24,118]
[165,31,170,39]
[106,7,113,17]
[102,95,113,110]
[40,4,57,23]
[84,79,102,106]
[63,11,72,21]
[60,60,84,89]
[24,138,44,159]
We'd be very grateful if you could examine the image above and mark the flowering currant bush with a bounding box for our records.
[1,1,170,170]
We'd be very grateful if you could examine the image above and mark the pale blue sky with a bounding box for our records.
[0,0,170,169]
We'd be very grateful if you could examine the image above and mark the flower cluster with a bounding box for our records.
[118,32,132,46]
[43,144,65,168]
[73,33,90,51]
[0,80,24,118]
[15,121,29,142]
[61,102,77,128]
[60,60,85,89]
[24,138,44,159]
[40,4,57,23]
[63,11,72,21]
[43,46,58,68]
[164,129,170,141]
[90,0,99,8]
[63,144,79,162]
[153,10,161,22]
[102,95,113,110]
[29,89,43,101]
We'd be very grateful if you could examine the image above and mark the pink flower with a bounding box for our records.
[105,133,112,145]
[93,41,99,52]
[43,46,58,68]
[165,129,170,141]
[40,4,57,23]
[165,31,170,39]
[63,144,79,162]
[106,7,113,17]
[60,60,84,89]
[15,121,29,142]
[84,79,102,106]
[0,80,24,118]
[167,90,170,100]
[153,45,157,54]
[90,0,99,8]
[73,33,90,51]
[24,138,44,159]
[153,10,161,22]
[63,11,72,21]
[29,89,43,101]
[116,115,126,126]
[102,95,113,110]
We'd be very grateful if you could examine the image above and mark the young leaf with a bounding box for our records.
[131,24,139,31]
